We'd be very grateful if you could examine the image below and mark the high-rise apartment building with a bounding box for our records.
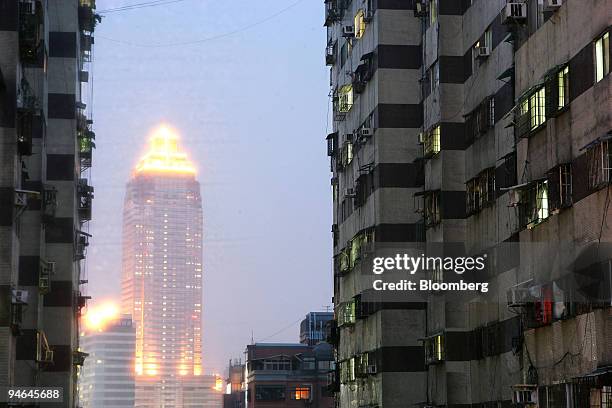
[324,0,611,406]
[0,0,98,405]
[121,126,206,407]
[324,0,427,406]
[79,315,136,408]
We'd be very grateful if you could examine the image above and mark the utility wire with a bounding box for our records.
[97,0,190,14]
[96,0,306,48]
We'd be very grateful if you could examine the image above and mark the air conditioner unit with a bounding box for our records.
[503,2,527,24]
[342,26,355,37]
[366,365,377,374]
[345,188,356,198]
[545,0,562,8]
[12,289,29,304]
[418,132,425,144]
[512,385,537,404]
[360,128,373,138]
[476,46,490,58]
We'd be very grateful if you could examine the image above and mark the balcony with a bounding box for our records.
[19,0,43,64]
[78,0,101,33]
[77,178,94,222]
[78,127,95,170]
[324,0,340,26]
[36,331,54,366]
[75,230,91,261]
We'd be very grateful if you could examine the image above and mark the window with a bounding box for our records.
[517,86,546,137]
[337,300,356,326]
[425,334,444,363]
[519,180,549,228]
[466,168,495,215]
[263,359,291,371]
[348,229,374,268]
[354,9,366,39]
[339,358,356,383]
[529,87,546,130]
[428,60,440,94]
[429,0,437,26]
[340,139,353,167]
[325,41,337,66]
[595,32,610,83]
[587,139,612,189]
[338,85,353,112]
[423,125,441,158]
[424,190,440,227]
[547,163,572,211]
[557,66,569,109]
[355,351,376,376]
[340,41,348,67]
[255,385,285,401]
[289,386,311,400]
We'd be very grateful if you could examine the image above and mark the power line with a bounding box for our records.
[96,0,306,48]
[97,0,190,14]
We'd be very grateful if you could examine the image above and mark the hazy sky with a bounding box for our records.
[86,0,332,373]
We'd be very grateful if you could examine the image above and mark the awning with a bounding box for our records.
[579,131,612,151]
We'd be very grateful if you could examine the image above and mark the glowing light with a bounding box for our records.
[214,376,224,392]
[135,125,196,175]
[83,301,120,332]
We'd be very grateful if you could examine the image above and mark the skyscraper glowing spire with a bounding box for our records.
[135,125,196,175]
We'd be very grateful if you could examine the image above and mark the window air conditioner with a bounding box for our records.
[342,26,355,37]
[12,289,29,304]
[545,0,562,8]
[503,2,527,24]
[360,128,373,138]
[476,46,490,59]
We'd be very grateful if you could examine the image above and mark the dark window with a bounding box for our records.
[255,385,285,401]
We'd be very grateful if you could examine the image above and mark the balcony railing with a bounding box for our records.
[77,178,94,222]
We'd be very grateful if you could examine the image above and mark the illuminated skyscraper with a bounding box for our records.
[121,126,205,407]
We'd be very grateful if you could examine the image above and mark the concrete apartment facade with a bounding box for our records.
[325,0,611,407]
[0,0,98,406]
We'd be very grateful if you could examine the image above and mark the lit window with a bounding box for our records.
[354,9,366,39]
[519,180,549,228]
[338,85,354,112]
[517,86,546,136]
[595,32,610,83]
[529,87,546,130]
[337,300,356,326]
[557,66,569,109]
[423,125,441,158]
[425,334,445,363]
[289,386,311,400]
[429,0,437,26]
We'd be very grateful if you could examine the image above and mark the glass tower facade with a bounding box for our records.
[121,127,204,407]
